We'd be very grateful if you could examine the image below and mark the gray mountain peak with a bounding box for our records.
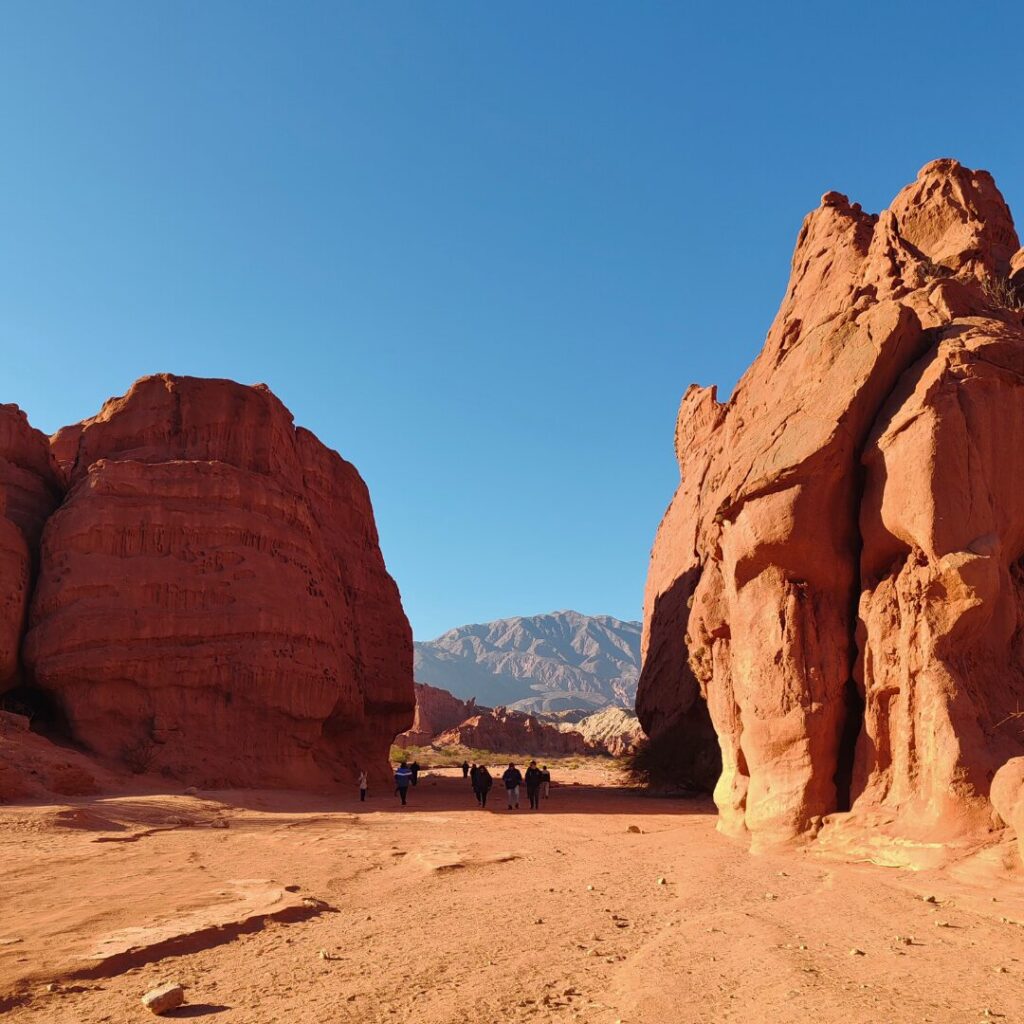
[414,610,641,713]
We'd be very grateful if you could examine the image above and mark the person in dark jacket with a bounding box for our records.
[525,760,543,810]
[394,761,413,805]
[540,765,551,798]
[410,761,420,786]
[461,760,470,779]
[477,765,493,808]
[502,763,523,809]
[469,763,481,804]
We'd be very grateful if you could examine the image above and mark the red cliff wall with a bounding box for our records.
[639,160,1024,860]
[0,406,63,690]
[11,374,412,788]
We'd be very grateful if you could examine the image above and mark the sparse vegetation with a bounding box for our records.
[389,742,610,772]
[984,273,1024,311]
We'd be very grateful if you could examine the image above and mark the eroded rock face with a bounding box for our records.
[639,159,1024,855]
[0,406,63,690]
[19,375,412,788]
[434,706,597,757]
[398,682,482,747]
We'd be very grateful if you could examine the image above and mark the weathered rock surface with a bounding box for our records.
[0,406,63,691]
[4,374,411,790]
[434,706,597,757]
[0,710,105,802]
[397,682,482,747]
[991,758,1024,865]
[639,159,1024,857]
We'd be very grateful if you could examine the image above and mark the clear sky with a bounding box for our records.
[2,2,1022,640]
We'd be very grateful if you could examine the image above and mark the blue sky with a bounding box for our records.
[2,2,1022,639]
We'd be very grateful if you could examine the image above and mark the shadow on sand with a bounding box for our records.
[178,770,717,820]
[164,1005,231,1018]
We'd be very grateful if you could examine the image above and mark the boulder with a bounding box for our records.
[639,159,1024,851]
[141,983,185,1015]
[21,374,413,788]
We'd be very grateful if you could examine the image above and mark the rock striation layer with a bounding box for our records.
[2,374,412,790]
[639,160,1024,859]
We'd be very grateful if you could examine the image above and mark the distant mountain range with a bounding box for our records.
[413,610,641,713]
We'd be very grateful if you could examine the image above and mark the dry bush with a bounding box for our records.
[984,274,1024,311]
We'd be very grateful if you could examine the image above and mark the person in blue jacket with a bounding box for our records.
[394,760,413,805]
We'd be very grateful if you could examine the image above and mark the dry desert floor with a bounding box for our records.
[2,764,1023,1023]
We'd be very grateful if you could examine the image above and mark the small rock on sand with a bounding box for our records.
[142,983,185,1015]
[627,825,641,834]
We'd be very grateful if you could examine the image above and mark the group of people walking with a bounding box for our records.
[365,758,552,809]
[462,759,551,810]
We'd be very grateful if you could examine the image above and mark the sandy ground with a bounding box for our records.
[2,763,1023,1024]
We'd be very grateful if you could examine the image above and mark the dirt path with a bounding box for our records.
[2,766,1022,1023]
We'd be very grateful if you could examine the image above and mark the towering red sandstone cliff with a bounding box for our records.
[6,374,412,789]
[0,407,63,691]
[639,160,1024,859]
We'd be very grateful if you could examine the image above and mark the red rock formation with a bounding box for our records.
[0,406,63,690]
[398,682,482,747]
[992,758,1024,865]
[639,160,1024,858]
[19,374,412,788]
[434,706,597,757]
[0,710,104,802]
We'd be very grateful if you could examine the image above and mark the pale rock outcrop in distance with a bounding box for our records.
[558,705,645,757]
[0,374,413,792]
[639,159,1024,862]
[414,610,640,713]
